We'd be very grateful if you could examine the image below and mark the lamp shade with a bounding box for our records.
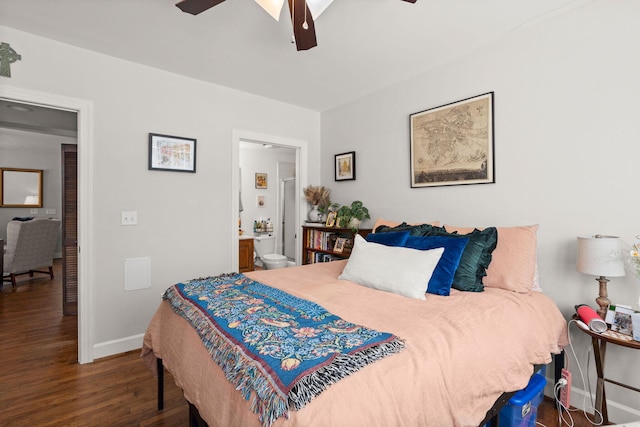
[24,195,39,204]
[576,235,626,277]
[255,0,334,21]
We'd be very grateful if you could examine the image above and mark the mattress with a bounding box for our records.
[142,260,568,427]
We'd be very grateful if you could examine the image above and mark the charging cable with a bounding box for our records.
[561,319,604,426]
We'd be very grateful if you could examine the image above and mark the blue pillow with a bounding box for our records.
[429,227,498,292]
[404,235,469,296]
[366,231,410,247]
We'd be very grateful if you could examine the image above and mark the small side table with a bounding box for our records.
[574,320,640,423]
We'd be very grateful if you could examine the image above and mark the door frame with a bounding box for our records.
[0,85,95,364]
[231,129,307,270]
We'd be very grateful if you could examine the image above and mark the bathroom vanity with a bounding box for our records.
[238,236,254,273]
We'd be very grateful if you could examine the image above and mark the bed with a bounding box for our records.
[142,221,569,427]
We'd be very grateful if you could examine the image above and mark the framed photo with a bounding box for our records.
[257,195,265,208]
[605,304,637,335]
[410,92,494,188]
[335,151,356,181]
[333,237,347,253]
[325,211,337,227]
[255,173,267,189]
[149,133,196,173]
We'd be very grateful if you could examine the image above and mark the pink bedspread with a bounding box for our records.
[142,260,568,427]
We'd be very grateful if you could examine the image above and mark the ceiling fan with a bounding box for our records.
[175,0,417,51]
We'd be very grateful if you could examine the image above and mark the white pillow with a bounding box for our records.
[338,235,444,300]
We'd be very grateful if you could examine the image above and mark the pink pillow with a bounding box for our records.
[372,218,441,232]
[444,224,538,294]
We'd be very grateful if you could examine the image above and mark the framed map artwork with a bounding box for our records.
[410,92,494,188]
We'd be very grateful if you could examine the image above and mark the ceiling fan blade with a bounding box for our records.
[287,0,317,51]
[402,0,417,3]
[176,0,226,15]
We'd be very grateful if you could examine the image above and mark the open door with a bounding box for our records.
[61,143,78,316]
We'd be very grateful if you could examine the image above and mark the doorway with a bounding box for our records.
[0,101,78,337]
[1,85,94,363]
[239,142,296,266]
[231,130,308,272]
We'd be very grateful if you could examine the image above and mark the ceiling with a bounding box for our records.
[0,0,590,112]
[0,100,77,137]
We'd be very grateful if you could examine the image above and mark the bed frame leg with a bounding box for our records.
[554,350,565,385]
[157,357,164,410]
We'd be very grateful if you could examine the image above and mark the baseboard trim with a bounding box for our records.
[93,333,144,360]
[561,385,640,422]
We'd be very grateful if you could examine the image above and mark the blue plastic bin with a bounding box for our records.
[499,373,546,427]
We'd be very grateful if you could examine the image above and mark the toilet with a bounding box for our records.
[253,234,288,270]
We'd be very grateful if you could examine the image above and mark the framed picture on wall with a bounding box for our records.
[410,92,494,188]
[255,173,267,189]
[148,133,197,173]
[335,151,356,181]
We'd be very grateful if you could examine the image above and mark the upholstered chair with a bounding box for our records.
[2,218,61,287]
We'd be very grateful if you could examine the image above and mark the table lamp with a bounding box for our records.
[576,235,626,319]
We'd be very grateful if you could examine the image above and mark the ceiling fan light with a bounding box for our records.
[307,0,334,20]
[255,0,285,21]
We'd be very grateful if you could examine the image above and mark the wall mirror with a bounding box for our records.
[0,168,43,207]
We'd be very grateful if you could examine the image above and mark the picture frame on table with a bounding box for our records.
[605,304,638,335]
[335,151,356,181]
[410,92,494,188]
[149,133,197,173]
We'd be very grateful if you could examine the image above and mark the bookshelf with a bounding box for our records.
[302,224,372,265]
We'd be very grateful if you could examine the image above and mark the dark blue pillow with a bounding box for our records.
[429,227,498,292]
[366,231,410,247]
[404,235,469,296]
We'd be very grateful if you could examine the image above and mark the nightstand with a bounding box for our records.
[574,320,640,423]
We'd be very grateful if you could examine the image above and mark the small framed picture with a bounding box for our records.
[334,237,347,253]
[606,304,637,335]
[325,211,337,227]
[257,195,265,208]
[255,173,267,189]
[335,151,356,181]
[149,133,197,172]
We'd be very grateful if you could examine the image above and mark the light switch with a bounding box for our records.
[46,208,56,215]
[30,209,38,214]
[121,211,137,225]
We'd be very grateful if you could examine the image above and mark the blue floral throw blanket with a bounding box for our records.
[163,273,405,427]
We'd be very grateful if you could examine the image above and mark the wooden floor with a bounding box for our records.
[0,260,596,427]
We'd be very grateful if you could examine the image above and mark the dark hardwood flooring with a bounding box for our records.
[0,260,596,426]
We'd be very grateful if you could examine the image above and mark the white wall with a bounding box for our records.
[321,0,640,421]
[0,25,320,358]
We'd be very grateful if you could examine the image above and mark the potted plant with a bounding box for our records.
[319,201,340,216]
[336,200,371,231]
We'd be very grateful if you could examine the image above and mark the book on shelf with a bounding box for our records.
[303,222,327,228]
[306,229,339,251]
[310,251,343,263]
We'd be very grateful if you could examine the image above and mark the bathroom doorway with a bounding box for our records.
[238,140,299,267]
